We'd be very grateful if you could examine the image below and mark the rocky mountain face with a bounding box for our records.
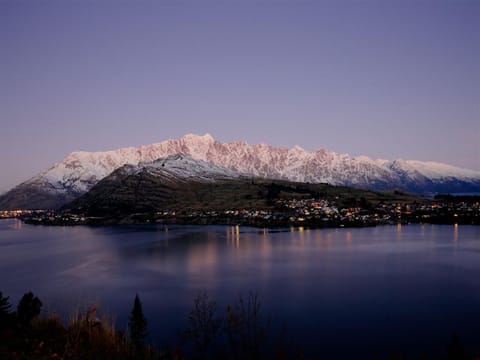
[1,133,479,210]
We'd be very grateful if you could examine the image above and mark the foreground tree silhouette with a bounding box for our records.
[0,291,14,331]
[184,292,222,358]
[16,291,42,328]
[225,292,270,359]
[447,332,467,360]
[225,292,293,359]
[128,293,147,351]
[0,291,12,317]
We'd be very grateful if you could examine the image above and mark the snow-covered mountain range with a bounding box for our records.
[1,133,479,209]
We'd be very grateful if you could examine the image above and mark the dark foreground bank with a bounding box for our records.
[1,291,478,360]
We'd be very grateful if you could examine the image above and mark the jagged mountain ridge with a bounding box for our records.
[1,133,479,209]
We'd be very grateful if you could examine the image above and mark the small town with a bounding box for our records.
[3,196,478,227]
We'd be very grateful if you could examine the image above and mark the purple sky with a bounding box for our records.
[1,0,479,193]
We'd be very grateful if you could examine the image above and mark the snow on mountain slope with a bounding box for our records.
[1,133,479,209]
[123,154,242,182]
[384,159,480,180]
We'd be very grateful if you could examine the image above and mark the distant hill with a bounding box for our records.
[64,155,418,219]
[1,133,479,210]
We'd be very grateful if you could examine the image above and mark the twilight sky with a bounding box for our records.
[1,0,479,193]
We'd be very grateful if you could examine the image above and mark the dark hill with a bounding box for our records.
[64,163,418,220]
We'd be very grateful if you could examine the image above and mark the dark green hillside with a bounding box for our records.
[64,166,419,219]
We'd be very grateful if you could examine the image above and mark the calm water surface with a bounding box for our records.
[0,219,479,358]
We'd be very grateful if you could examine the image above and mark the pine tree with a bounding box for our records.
[128,293,147,350]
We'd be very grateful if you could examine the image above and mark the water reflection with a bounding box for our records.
[448,224,459,257]
[314,230,322,246]
[395,223,402,241]
[345,231,352,247]
[325,231,333,248]
[297,226,305,248]
[453,223,459,243]
[226,225,240,248]
[14,219,22,230]
[259,229,272,259]
[186,238,218,285]
[1,221,480,359]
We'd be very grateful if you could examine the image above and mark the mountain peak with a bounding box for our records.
[291,145,305,152]
[182,133,215,143]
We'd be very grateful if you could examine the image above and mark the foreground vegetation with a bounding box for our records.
[0,292,158,360]
[0,291,297,360]
[0,291,478,360]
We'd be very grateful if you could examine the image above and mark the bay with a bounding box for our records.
[0,219,479,358]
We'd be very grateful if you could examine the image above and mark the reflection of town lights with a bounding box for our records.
[453,223,459,242]
[345,231,352,243]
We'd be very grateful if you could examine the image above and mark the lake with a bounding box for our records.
[0,219,479,358]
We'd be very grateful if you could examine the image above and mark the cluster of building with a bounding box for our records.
[4,197,479,227]
[0,209,50,219]
[393,200,480,224]
[274,198,480,226]
[274,198,377,226]
[150,198,479,227]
